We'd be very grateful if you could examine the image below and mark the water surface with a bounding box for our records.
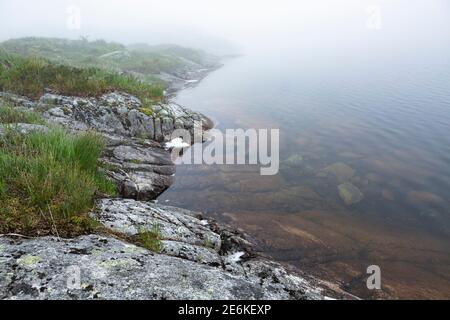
[160,2,450,298]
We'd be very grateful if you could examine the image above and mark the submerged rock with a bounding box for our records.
[320,162,355,183]
[408,191,444,205]
[382,189,395,201]
[284,154,304,167]
[338,182,364,205]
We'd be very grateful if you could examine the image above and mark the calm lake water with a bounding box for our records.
[159,2,450,298]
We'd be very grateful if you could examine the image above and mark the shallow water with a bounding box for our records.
[159,2,450,298]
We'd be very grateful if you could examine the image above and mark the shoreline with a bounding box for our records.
[0,63,350,299]
[156,64,357,299]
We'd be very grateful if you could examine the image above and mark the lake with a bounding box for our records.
[159,1,450,299]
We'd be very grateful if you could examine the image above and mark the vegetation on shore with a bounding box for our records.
[136,224,162,253]
[0,37,218,238]
[0,37,218,80]
[0,104,116,237]
[0,37,219,105]
[0,52,164,102]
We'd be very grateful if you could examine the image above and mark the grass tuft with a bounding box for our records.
[136,224,162,253]
[0,121,117,237]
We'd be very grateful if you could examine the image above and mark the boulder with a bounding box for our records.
[321,162,355,183]
[101,137,175,201]
[338,182,364,205]
[408,191,444,205]
[284,154,304,167]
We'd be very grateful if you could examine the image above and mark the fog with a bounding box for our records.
[0,0,448,54]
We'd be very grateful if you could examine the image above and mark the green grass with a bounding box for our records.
[0,120,117,237]
[0,37,219,77]
[139,107,154,117]
[0,37,125,67]
[0,103,44,124]
[136,224,162,253]
[0,37,220,104]
[0,52,163,102]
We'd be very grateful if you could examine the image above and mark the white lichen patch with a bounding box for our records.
[99,258,131,269]
[122,243,148,254]
[16,255,42,268]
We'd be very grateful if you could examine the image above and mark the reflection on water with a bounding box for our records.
[159,3,450,299]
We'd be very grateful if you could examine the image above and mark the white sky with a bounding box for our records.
[0,0,448,53]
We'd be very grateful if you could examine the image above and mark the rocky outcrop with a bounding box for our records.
[38,92,212,142]
[95,199,222,265]
[0,200,325,300]
[1,91,212,201]
[100,135,176,200]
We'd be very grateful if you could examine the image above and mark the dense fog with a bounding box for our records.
[1,0,449,55]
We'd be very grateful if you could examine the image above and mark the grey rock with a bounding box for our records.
[0,235,323,300]
[162,117,175,138]
[36,92,211,142]
[95,199,221,253]
[0,123,48,136]
[154,118,163,141]
[101,139,175,201]
[47,107,67,118]
[0,92,35,109]
[127,109,155,139]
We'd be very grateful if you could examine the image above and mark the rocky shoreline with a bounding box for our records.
[0,199,326,299]
[0,66,349,300]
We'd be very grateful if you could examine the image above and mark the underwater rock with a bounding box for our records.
[321,162,355,183]
[284,154,304,167]
[382,189,395,201]
[338,182,364,205]
[408,191,444,205]
[366,173,383,183]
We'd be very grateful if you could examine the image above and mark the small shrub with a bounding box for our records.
[136,224,162,253]
[139,107,154,117]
